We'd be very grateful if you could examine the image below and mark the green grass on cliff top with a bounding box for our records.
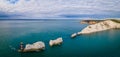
[110,19,120,23]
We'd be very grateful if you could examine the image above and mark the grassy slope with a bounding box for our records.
[110,19,120,23]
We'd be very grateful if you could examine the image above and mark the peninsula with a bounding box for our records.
[71,19,120,38]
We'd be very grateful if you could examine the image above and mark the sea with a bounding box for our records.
[0,19,120,57]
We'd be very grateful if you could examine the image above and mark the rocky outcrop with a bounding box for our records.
[49,37,63,46]
[71,20,120,38]
[71,33,77,38]
[23,41,45,52]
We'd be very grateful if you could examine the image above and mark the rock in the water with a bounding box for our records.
[23,41,45,52]
[49,37,63,46]
[71,33,77,38]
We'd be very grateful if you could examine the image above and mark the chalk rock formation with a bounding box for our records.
[49,37,63,46]
[71,20,120,38]
[78,20,120,34]
[71,33,77,38]
[23,41,45,52]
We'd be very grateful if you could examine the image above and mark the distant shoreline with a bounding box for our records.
[0,19,82,21]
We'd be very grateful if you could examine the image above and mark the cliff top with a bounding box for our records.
[109,19,120,23]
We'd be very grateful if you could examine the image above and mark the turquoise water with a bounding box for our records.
[0,20,120,57]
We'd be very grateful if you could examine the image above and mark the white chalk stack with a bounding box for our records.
[23,41,45,52]
[71,33,77,38]
[49,37,63,46]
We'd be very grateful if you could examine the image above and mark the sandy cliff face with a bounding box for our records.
[78,20,120,34]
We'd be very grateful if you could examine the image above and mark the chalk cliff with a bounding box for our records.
[78,20,120,34]
[71,20,120,38]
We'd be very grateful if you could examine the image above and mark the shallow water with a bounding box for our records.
[0,20,120,57]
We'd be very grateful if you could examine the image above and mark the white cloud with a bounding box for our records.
[0,0,120,19]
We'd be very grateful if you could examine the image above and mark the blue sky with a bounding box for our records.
[0,0,120,19]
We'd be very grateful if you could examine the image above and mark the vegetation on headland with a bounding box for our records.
[81,19,120,24]
[109,19,120,23]
[80,20,104,24]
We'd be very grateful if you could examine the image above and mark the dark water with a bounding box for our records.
[0,20,120,57]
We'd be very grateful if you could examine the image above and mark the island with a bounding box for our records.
[71,19,120,38]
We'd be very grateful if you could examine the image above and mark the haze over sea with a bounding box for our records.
[0,19,120,57]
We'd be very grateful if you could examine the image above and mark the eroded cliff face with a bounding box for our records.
[78,20,120,34]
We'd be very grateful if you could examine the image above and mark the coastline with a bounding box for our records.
[71,19,120,38]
